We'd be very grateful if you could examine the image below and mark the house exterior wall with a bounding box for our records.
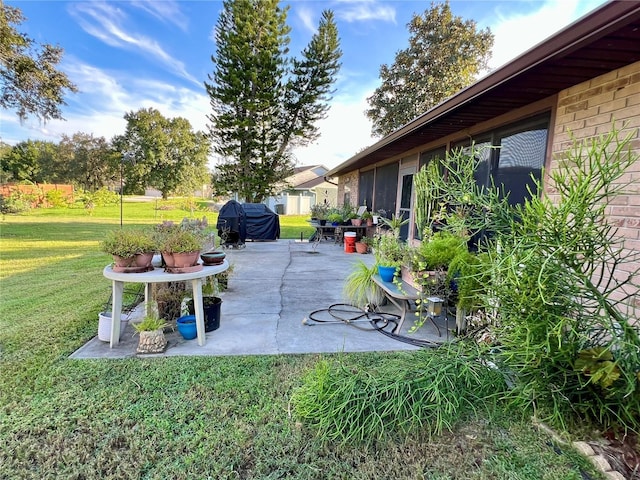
[551,60,640,310]
[337,170,359,208]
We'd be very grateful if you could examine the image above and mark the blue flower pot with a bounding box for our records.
[378,265,397,282]
[176,315,197,340]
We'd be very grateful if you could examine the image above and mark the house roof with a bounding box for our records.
[327,0,640,177]
[295,176,336,190]
[283,165,333,190]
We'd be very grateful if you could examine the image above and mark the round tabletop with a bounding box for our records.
[103,260,229,283]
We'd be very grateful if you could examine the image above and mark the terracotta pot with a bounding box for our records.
[112,255,135,268]
[351,218,363,226]
[161,251,175,268]
[366,219,374,227]
[355,242,368,254]
[133,252,154,268]
[171,251,200,268]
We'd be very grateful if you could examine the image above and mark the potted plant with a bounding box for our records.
[374,232,406,282]
[310,204,329,225]
[343,260,385,309]
[403,231,467,291]
[155,223,204,269]
[361,211,373,227]
[327,212,343,226]
[132,306,169,354]
[101,228,157,270]
[355,235,371,254]
[413,231,467,271]
[184,269,226,332]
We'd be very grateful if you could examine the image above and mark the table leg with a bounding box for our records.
[110,280,124,348]
[144,283,152,316]
[191,278,206,346]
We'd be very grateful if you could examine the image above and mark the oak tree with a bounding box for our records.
[0,3,77,121]
[112,108,210,199]
[366,1,493,137]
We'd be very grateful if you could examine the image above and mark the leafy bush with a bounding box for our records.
[90,187,120,207]
[414,231,467,271]
[292,343,507,444]
[44,189,67,208]
[484,126,640,433]
[0,192,31,214]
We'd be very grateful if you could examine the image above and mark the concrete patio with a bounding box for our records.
[71,240,450,359]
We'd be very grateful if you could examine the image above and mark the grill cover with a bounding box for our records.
[242,203,280,241]
[216,200,246,244]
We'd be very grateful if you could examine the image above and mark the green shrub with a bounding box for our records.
[484,126,640,433]
[414,231,467,271]
[0,192,31,214]
[91,187,120,207]
[292,343,507,444]
[45,189,67,208]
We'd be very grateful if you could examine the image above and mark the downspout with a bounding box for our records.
[323,176,339,186]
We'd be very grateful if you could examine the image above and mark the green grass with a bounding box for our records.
[0,200,603,479]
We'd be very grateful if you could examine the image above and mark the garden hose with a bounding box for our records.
[304,303,442,348]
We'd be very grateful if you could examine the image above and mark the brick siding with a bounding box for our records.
[552,60,640,310]
[337,171,359,209]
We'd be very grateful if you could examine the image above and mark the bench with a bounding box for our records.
[371,274,447,336]
[371,274,420,333]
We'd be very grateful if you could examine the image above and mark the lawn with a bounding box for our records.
[0,199,603,479]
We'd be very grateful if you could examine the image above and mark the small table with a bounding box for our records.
[103,261,229,348]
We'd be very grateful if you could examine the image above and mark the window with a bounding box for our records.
[453,114,549,207]
[494,127,547,206]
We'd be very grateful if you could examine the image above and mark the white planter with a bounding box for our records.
[98,311,129,342]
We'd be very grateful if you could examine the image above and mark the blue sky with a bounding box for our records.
[2,0,606,169]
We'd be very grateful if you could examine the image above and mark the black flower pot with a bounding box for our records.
[187,297,222,332]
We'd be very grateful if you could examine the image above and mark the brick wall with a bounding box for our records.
[337,171,359,208]
[552,60,640,313]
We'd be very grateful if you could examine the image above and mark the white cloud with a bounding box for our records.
[487,0,606,70]
[1,59,210,145]
[291,87,378,169]
[131,0,188,31]
[69,2,200,86]
[296,6,317,35]
[336,1,396,24]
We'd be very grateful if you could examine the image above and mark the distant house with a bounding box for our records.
[326,1,640,251]
[265,165,338,215]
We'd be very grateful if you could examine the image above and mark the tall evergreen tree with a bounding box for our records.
[366,1,493,137]
[206,0,341,203]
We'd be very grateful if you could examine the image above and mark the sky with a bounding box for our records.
[1,0,608,170]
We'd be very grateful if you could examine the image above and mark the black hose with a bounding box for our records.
[306,303,443,348]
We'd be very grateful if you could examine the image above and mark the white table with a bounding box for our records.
[103,261,229,348]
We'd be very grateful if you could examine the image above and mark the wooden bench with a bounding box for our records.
[371,274,447,336]
[371,274,420,333]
